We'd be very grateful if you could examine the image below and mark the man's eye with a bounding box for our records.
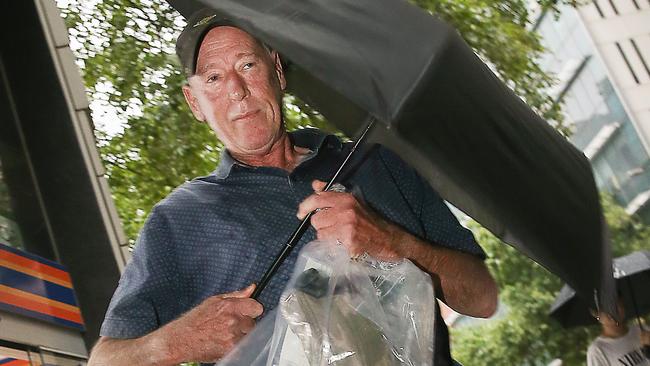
[243,62,255,70]
[206,74,220,83]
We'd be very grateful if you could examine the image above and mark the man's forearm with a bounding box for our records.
[88,332,175,366]
[388,224,498,318]
[89,286,262,366]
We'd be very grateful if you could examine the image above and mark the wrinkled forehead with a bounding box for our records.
[197,26,268,59]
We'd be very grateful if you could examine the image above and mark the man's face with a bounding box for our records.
[182,26,286,157]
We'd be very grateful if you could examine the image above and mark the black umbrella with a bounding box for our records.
[166,0,616,315]
[550,250,650,328]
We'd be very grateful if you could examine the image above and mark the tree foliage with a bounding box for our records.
[58,0,573,242]
[452,195,650,366]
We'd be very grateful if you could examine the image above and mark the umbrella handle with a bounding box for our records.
[251,117,377,300]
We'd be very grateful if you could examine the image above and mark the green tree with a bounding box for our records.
[58,0,573,243]
[451,195,650,366]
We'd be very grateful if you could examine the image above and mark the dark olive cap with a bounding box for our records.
[175,8,236,77]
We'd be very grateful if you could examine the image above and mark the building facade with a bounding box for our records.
[444,1,650,331]
[0,1,130,364]
[534,1,650,219]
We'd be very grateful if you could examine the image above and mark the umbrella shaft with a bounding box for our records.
[252,212,314,299]
[251,118,377,300]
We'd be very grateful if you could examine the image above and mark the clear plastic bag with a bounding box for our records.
[219,240,436,366]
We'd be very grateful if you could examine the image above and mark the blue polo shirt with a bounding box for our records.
[100,128,484,340]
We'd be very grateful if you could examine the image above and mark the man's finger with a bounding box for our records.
[310,208,339,230]
[297,193,326,219]
[238,300,264,318]
[222,284,256,299]
[239,316,256,334]
[316,226,356,252]
[315,227,338,242]
[312,180,327,192]
[297,191,349,219]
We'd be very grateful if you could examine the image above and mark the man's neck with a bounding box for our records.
[230,131,309,172]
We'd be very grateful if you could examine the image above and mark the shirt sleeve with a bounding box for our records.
[377,146,486,259]
[100,206,183,339]
[586,343,610,366]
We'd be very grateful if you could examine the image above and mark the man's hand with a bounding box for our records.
[88,284,263,366]
[297,180,498,318]
[297,180,399,260]
[164,284,263,363]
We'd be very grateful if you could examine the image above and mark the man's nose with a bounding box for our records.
[226,73,248,101]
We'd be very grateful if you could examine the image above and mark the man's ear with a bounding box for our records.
[182,83,206,122]
[271,51,286,91]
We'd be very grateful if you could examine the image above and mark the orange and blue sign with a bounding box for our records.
[0,358,30,366]
[0,242,84,330]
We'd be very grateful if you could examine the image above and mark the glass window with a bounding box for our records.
[592,155,618,193]
[0,93,56,259]
[587,56,608,82]
[599,78,627,122]
[561,33,582,62]
[40,349,87,366]
[539,18,562,56]
[0,345,31,364]
[584,68,605,110]
[538,2,650,210]
[592,123,650,205]
[570,84,593,121]
[0,159,24,250]
[0,345,87,366]
[582,79,600,112]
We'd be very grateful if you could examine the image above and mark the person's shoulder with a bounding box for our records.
[137,180,215,237]
[338,139,403,165]
[586,339,608,365]
[302,128,398,164]
[364,143,417,176]
[149,178,221,215]
[374,144,405,163]
[155,180,195,204]
[587,338,603,352]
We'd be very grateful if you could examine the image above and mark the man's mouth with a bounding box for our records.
[232,110,259,121]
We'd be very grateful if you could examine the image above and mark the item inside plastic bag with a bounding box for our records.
[219,240,436,366]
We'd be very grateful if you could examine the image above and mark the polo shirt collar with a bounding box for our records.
[212,128,342,180]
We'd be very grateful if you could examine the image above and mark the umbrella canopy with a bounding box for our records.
[550,250,650,328]
[166,0,615,315]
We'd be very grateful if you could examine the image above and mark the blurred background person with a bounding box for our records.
[587,298,650,366]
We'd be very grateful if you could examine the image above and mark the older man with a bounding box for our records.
[89,8,497,366]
